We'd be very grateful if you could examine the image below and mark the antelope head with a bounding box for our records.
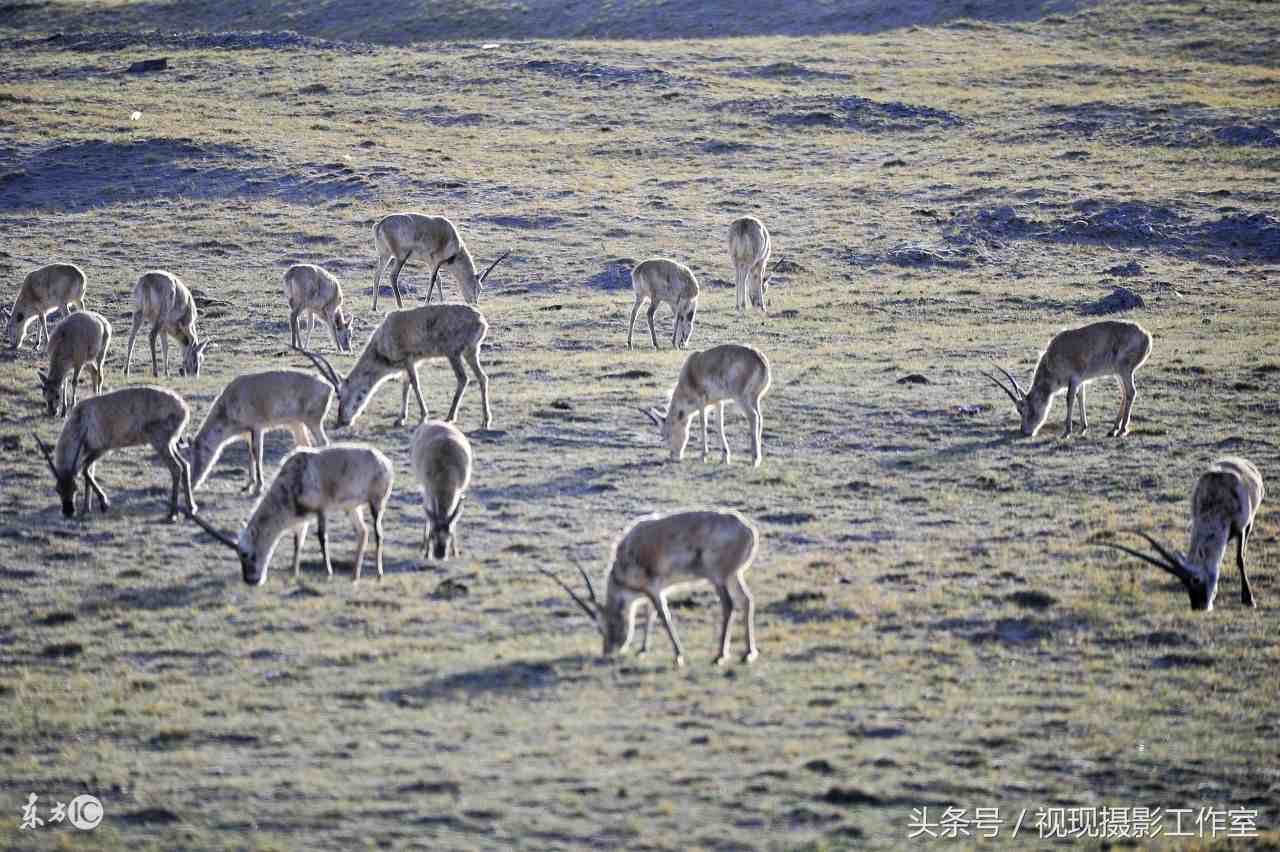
[982,363,1049,436]
[538,564,630,656]
[1100,530,1215,611]
[187,511,261,585]
[639,403,692,461]
[333,310,354,353]
[36,369,60,417]
[425,497,464,560]
[34,432,78,517]
[180,339,215,377]
[296,347,354,427]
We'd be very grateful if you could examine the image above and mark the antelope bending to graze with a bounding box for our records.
[541,509,760,667]
[187,370,333,495]
[188,445,393,585]
[284,264,353,353]
[985,320,1152,438]
[298,303,492,430]
[372,213,508,310]
[38,310,112,418]
[728,216,780,313]
[33,385,195,521]
[627,258,699,350]
[411,420,472,560]
[6,262,86,350]
[1101,457,1264,611]
[641,344,771,467]
[124,270,212,377]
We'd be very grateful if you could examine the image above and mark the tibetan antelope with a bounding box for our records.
[284,263,353,353]
[6,262,86,350]
[188,445,393,585]
[187,370,333,495]
[1100,457,1264,611]
[372,213,508,310]
[641,344,771,467]
[33,385,195,520]
[540,509,761,667]
[124,270,213,377]
[728,216,783,313]
[38,310,112,418]
[298,303,492,430]
[411,420,473,560]
[984,320,1152,438]
[627,258,699,350]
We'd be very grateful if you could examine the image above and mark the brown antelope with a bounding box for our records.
[6,262,86,350]
[33,385,195,521]
[187,370,333,495]
[540,509,761,667]
[1101,457,1264,611]
[627,258,699,350]
[188,444,394,585]
[372,213,508,310]
[37,310,112,418]
[411,420,472,560]
[284,263,353,353]
[298,303,492,430]
[985,320,1152,438]
[728,217,782,313]
[124,270,213,377]
[641,344,771,467]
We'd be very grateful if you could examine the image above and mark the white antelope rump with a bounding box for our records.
[411,420,472,560]
[641,343,771,467]
[728,216,783,313]
[37,310,112,418]
[124,270,213,377]
[298,303,492,430]
[187,370,333,495]
[188,445,394,585]
[984,320,1152,438]
[372,213,509,310]
[1101,457,1264,611]
[6,262,87,350]
[540,509,761,667]
[284,264,353,353]
[33,385,195,521]
[627,258,699,350]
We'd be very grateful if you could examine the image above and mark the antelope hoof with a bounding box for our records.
[674,655,686,668]
[1078,426,1089,436]
[1243,593,1256,608]
[394,417,408,427]
[167,512,179,523]
[743,649,759,664]
[713,655,729,667]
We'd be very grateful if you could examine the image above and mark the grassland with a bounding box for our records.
[1,1,1279,849]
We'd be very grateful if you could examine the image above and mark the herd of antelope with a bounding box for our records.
[6,210,1267,665]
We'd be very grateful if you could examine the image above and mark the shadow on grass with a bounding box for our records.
[382,653,598,706]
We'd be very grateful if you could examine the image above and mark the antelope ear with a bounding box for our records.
[638,407,662,427]
[36,368,48,382]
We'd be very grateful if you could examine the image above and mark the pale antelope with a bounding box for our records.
[188,445,393,585]
[641,344,771,467]
[284,263,353,353]
[1101,457,1264,611]
[984,320,1152,438]
[38,310,112,418]
[540,509,761,667]
[728,217,783,313]
[298,303,492,430]
[627,258,699,350]
[33,385,195,521]
[124,270,213,377]
[372,213,508,310]
[187,369,333,495]
[6,262,86,350]
[411,420,472,560]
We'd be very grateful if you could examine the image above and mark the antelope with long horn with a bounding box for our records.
[124,270,213,377]
[372,213,509,310]
[37,309,112,418]
[1099,457,1264,611]
[728,216,783,313]
[539,509,761,667]
[410,420,472,560]
[984,320,1152,438]
[7,262,87,350]
[626,258,699,350]
[284,263,353,353]
[187,444,394,585]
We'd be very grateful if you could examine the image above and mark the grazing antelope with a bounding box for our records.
[627,258,699,350]
[187,370,332,495]
[284,263,353,353]
[124,270,213,377]
[411,420,472,560]
[188,445,393,585]
[540,509,760,667]
[984,320,1152,438]
[728,216,782,313]
[641,344,771,467]
[32,385,195,520]
[298,303,492,430]
[38,310,112,418]
[1100,457,1264,611]
[372,213,508,310]
[6,262,86,350]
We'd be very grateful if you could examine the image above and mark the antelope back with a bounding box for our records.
[728,217,769,265]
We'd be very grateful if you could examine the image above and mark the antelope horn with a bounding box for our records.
[764,255,786,283]
[1131,531,1189,577]
[537,566,599,621]
[446,496,464,525]
[32,432,59,478]
[478,250,510,285]
[573,559,600,608]
[982,370,1022,407]
[186,510,241,552]
[294,345,341,391]
[993,363,1026,399]
[426,255,452,304]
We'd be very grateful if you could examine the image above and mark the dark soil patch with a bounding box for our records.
[1080,286,1145,316]
[515,60,673,87]
[716,95,960,132]
[1152,653,1214,670]
[0,30,363,53]
[586,259,634,291]
[732,62,850,80]
[1006,590,1056,610]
